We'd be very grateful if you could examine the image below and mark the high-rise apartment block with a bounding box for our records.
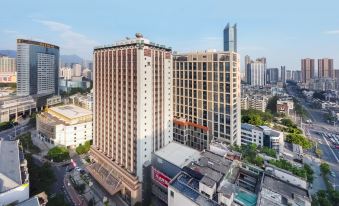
[173,51,241,150]
[72,63,82,76]
[247,61,266,86]
[0,56,16,83]
[286,70,292,80]
[280,66,286,83]
[292,70,302,82]
[16,39,59,96]
[318,58,334,78]
[89,34,172,205]
[301,58,315,83]
[335,69,339,79]
[266,68,279,84]
[223,23,237,52]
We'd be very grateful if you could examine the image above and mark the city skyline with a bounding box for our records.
[0,0,338,70]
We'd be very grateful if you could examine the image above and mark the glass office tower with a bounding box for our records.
[16,39,59,96]
[223,23,237,52]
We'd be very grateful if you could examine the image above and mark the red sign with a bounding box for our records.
[152,167,171,188]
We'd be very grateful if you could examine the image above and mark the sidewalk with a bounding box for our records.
[64,173,87,206]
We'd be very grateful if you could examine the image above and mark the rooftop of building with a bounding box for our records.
[241,123,260,131]
[154,142,201,168]
[170,172,219,206]
[0,139,22,193]
[262,174,309,200]
[17,39,59,49]
[94,33,171,51]
[48,104,92,120]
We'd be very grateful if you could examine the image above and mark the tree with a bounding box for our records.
[266,96,279,114]
[47,146,70,162]
[313,91,326,101]
[285,133,313,149]
[281,118,296,128]
[75,140,92,155]
[241,109,273,126]
[320,163,330,175]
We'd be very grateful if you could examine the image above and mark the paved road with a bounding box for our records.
[70,151,128,206]
[286,84,339,192]
[0,123,34,140]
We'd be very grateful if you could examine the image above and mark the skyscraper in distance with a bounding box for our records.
[318,58,334,78]
[173,51,241,149]
[280,66,286,83]
[16,39,59,96]
[223,23,237,52]
[247,60,266,86]
[301,58,315,83]
[89,33,172,205]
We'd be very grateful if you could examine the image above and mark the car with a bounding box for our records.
[330,171,336,177]
[75,167,82,172]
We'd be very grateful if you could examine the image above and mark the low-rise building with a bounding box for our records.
[0,96,36,123]
[241,123,284,153]
[258,173,310,206]
[151,142,201,204]
[168,148,261,206]
[277,97,294,116]
[37,104,92,148]
[59,77,91,93]
[68,93,93,111]
[0,139,29,205]
[241,94,269,112]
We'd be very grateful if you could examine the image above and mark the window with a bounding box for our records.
[170,191,174,197]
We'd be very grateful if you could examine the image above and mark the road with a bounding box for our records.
[0,123,34,140]
[286,83,339,191]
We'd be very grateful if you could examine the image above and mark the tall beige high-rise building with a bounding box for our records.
[0,56,16,83]
[88,33,172,205]
[301,58,315,83]
[318,58,334,78]
[173,51,241,150]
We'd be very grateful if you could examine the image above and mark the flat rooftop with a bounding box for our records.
[154,142,201,168]
[0,139,22,192]
[170,172,219,206]
[49,104,92,120]
[262,174,309,200]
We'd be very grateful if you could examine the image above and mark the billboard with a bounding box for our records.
[152,166,171,188]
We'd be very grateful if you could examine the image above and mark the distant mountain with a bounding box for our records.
[0,50,16,58]
[60,55,84,65]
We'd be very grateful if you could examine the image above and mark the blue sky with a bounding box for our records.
[0,0,338,70]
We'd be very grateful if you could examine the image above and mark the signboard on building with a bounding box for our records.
[152,166,171,188]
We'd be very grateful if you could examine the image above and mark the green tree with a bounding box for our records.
[285,133,313,149]
[75,140,92,155]
[47,146,70,162]
[320,163,330,175]
[266,96,279,114]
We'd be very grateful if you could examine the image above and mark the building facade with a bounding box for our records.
[59,67,73,80]
[318,58,334,78]
[37,105,92,148]
[241,123,283,152]
[173,51,241,151]
[89,34,173,205]
[0,140,29,206]
[0,56,16,83]
[247,61,266,86]
[223,23,237,52]
[301,58,315,83]
[16,39,59,96]
[292,70,302,82]
[280,66,286,83]
[266,68,279,84]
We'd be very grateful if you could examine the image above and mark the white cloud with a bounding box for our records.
[324,30,339,35]
[34,19,97,59]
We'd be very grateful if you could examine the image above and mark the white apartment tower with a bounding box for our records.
[89,33,172,205]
